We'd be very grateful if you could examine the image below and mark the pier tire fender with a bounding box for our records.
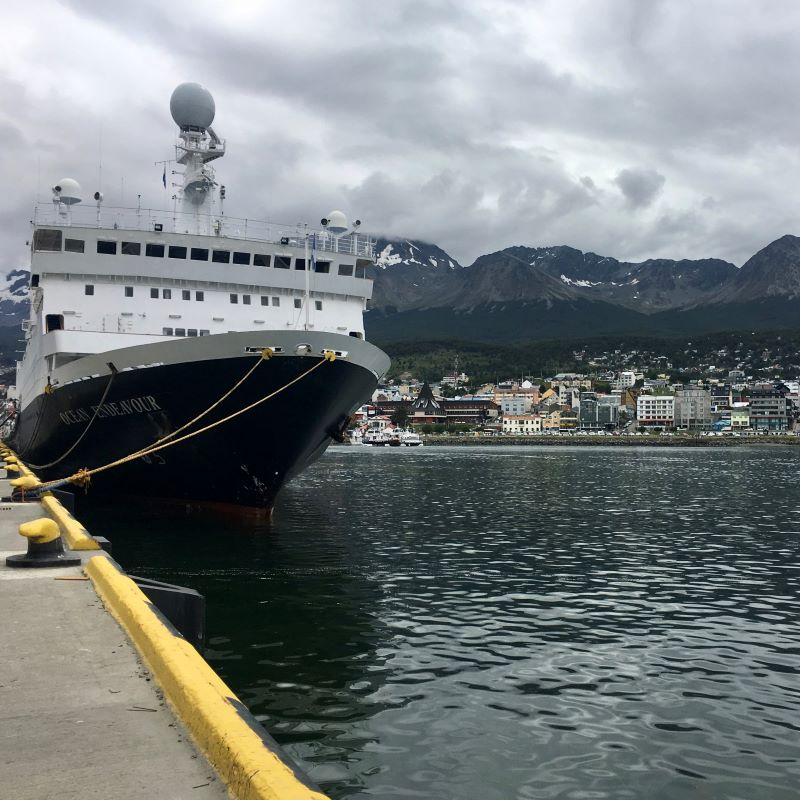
[84,556,328,800]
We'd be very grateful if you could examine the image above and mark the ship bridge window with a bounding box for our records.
[294,298,302,309]
[31,274,40,287]
[33,229,62,251]
[212,250,231,263]
[97,240,117,255]
[65,238,84,253]
[84,284,94,295]
[295,258,306,271]
[349,331,363,339]
[162,327,173,336]
[121,241,141,256]
[315,300,322,311]
[260,296,268,306]
[356,259,371,277]
[199,329,210,336]
[146,243,165,258]
[230,294,238,304]
[182,290,190,300]
[191,248,209,261]
[272,297,280,306]
[169,245,187,259]
[338,264,354,276]
[125,286,134,297]
[162,289,172,299]
[233,251,251,265]
[195,291,204,301]
[175,328,186,336]
[242,294,251,305]
[315,261,331,274]
[253,254,271,267]
[150,288,158,298]
[275,255,291,269]
[45,314,64,332]
[187,329,198,337]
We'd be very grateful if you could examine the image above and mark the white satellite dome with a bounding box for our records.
[53,178,82,205]
[323,210,348,236]
[170,82,215,130]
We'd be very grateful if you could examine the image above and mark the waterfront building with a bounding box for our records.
[636,394,675,427]
[502,414,542,435]
[579,392,618,430]
[749,382,789,431]
[730,404,751,429]
[674,387,712,430]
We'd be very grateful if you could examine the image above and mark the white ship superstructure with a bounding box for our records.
[10,83,390,510]
[18,82,375,412]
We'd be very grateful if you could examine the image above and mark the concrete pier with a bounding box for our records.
[0,483,229,799]
[0,460,327,800]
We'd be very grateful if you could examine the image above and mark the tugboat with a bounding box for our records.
[8,83,390,511]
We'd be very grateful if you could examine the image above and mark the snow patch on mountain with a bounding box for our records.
[0,269,30,304]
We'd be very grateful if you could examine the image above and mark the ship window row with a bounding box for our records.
[35,230,350,273]
[162,328,210,337]
[86,284,294,307]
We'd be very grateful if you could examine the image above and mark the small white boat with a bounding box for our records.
[362,429,390,446]
[400,430,423,446]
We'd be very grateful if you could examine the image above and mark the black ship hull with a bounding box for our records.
[10,335,385,510]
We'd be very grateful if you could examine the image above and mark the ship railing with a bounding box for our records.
[32,203,375,258]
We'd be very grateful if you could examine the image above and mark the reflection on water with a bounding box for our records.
[81,445,800,799]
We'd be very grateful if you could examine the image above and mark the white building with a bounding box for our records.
[502,414,542,435]
[636,394,674,427]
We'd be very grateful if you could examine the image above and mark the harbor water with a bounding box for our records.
[80,445,800,799]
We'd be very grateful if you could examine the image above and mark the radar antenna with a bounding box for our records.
[169,82,226,234]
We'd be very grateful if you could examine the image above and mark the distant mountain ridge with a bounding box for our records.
[2,236,800,346]
[368,235,800,341]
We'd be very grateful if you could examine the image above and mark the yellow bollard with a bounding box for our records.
[6,517,81,568]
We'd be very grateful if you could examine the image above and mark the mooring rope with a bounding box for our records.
[28,351,335,495]
[26,370,117,470]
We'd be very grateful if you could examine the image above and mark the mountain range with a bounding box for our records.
[365,235,800,342]
[1,236,799,347]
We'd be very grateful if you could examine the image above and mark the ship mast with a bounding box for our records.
[169,83,225,235]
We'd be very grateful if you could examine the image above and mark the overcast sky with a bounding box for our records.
[2,0,799,272]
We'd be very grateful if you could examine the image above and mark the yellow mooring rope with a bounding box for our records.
[33,349,336,494]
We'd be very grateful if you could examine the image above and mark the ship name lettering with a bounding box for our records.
[60,395,162,425]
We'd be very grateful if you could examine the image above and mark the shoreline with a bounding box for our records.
[417,434,800,447]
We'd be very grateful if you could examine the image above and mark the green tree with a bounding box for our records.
[390,403,411,428]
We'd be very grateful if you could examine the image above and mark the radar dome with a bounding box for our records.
[324,210,348,236]
[53,178,82,205]
[170,83,215,130]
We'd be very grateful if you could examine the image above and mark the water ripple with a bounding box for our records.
[82,445,800,800]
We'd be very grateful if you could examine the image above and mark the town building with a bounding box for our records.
[636,394,675,427]
[500,395,534,416]
[749,383,789,431]
[579,392,619,429]
[502,414,542,435]
[674,387,712,430]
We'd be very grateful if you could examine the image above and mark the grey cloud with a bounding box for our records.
[615,167,665,209]
[3,0,800,277]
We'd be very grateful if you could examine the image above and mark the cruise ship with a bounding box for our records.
[8,83,389,510]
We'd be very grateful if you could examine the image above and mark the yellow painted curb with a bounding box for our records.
[84,556,328,800]
[40,493,101,551]
[0,442,100,551]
